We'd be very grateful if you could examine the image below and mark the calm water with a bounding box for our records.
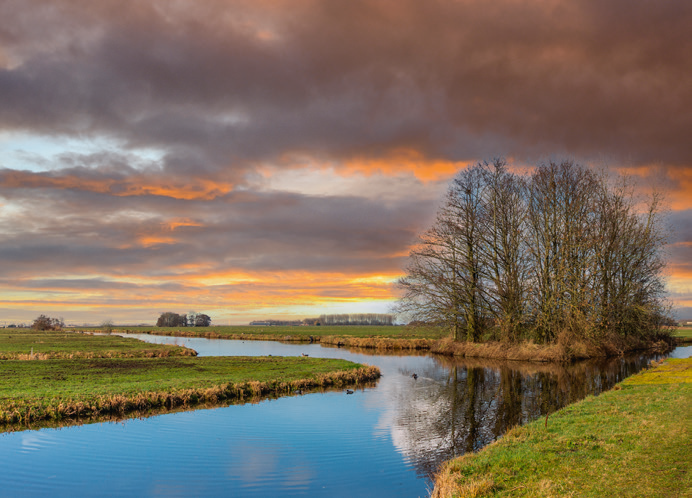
[0,336,685,497]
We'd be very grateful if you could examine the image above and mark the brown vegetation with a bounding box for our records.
[431,333,674,362]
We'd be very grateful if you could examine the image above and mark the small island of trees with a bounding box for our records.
[396,159,671,353]
[156,311,212,327]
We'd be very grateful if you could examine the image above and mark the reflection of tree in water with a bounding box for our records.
[394,353,660,478]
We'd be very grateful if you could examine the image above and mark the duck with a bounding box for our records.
[345,389,354,394]
[301,353,309,357]
[412,373,418,379]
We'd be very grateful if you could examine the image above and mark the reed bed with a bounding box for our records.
[318,336,435,350]
[430,335,674,363]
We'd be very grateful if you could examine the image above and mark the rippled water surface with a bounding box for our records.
[1,335,683,497]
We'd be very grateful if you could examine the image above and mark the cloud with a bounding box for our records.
[0,0,690,321]
[1,0,690,172]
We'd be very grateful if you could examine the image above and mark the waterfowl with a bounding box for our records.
[412,373,418,379]
[345,389,354,394]
[301,353,309,357]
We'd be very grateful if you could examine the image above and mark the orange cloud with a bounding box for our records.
[342,149,467,182]
[1,170,233,200]
[617,165,692,211]
[0,269,401,319]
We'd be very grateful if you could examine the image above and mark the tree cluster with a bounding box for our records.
[396,159,670,345]
[156,311,211,327]
[32,315,65,331]
[318,313,394,326]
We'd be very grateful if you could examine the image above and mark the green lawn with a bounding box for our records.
[432,358,692,498]
[0,356,378,428]
[0,328,380,430]
[0,329,195,359]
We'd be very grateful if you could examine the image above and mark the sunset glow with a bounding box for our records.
[0,0,690,324]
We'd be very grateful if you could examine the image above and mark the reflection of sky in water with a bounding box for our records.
[0,337,681,497]
[668,345,691,359]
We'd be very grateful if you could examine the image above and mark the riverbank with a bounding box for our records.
[103,325,674,362]
[0,355,380,430]
[90,324,445,350]
[431,357,691,497]
[674,326,692,344]
[430,335,674,362]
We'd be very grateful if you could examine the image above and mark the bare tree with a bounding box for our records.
[397,158,671,346]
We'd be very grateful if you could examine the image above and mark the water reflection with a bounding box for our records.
[387,353,659,477]
[0,334,676,498]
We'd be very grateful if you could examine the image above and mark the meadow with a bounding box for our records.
[674,326,692,342]
[0,328,196,359]
[90,324,446,339]
[78,324,448,351]
[431,358,691,497]
[0,329,379,429]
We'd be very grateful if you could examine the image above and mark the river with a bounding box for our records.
[0,336,687,497]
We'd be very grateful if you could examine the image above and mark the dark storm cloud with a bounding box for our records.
[1,0,690,320]
[0,180,434,279]
[1,0,689,170]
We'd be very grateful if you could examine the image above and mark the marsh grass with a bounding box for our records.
[0,356,380,430]
[0,329,196,359]
[431,358,691,497]
[430,334,673,363]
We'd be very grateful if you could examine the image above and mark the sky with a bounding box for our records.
[0,0,691,325]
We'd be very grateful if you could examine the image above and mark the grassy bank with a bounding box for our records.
[89,324,435,338]
[0,356,380,429]
[674,326,692,344]
[432,358,691,497]
[0,329,196,359]
[430,335,674,363]
[88,325,446,350]
[96,325,672,360]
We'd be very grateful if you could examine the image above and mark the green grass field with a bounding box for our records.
[674,326,692,340]
[80,324,449,341]
[0,328,379,430]
[0,356,367,410]
[432,358,692,498]
[0,329,195,359]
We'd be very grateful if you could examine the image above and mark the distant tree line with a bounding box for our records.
[318,313,394,326]
[156,311,211,327]
[396,159,670,345]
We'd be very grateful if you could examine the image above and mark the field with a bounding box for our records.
[432,358,691,497]
[674,326,692,342]
[0,329,379,430]
[0,329,196,359]
[85,324,448,340]
[73,324,448,351]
